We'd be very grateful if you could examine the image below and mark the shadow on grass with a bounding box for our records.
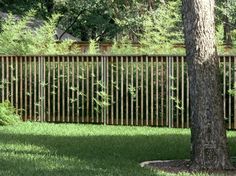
[0,131,191,176]
[1,129,236,176]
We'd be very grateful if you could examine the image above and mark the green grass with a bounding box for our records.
[0,123,236,176]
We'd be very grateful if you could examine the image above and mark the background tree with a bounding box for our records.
[182,0,234,170]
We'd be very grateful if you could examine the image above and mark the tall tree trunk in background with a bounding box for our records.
[223,15,232,45]
[223,0,232,46]
[80,26,89,41]
[182,0,233,170]
[45,0,54,16]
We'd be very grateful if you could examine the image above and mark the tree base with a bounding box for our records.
[140,160,236,175]
[189,161,235,172]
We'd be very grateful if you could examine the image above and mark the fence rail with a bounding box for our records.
[0,55,235,128]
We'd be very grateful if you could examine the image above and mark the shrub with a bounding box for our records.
[87,39,100,54]
[139,0,184,55]
[0,11,77,55]
[0,101,21,126]
[108,37,139,55]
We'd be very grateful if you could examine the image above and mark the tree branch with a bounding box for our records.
[59,9,85,40]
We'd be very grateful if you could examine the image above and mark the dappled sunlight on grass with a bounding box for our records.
[0,123,235,176]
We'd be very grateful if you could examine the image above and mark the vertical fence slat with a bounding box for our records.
[171,57,174,127]
[41,57,47,121]
[166,57,169,127]
[47,58,50,121]
[234,56,236,129]
[126,56,129,125]
[43,57,46,121]
[146,56,149,126]
[77,57,80,123]
[82,57,85,123]
[91,56,94,123]
[39,56,46,122]
[101,56,104,124]
[62,56,65,122]
[181,56,185,128]
[52,57,56,122]
[121,56,124,125]
[223,56,226,123]
[106,56,109,124]
[176,57,179,128]
[10,56,14,105]
[67,56,70,122]
[156,56,159,126]
[96,56,99,123]
[64,56,71,122]
[168,57,171,127]
[186,68,190,128]
[131,56,134,125]
[24,57,28,120]
[15,57,18,114]
[161,57,164,126]
[57,56,61,122]
[29,57,32,120]
[111,56,114,125]
[38,57,41,121]
[229,57,232,129]
[86,56,90,123]
[2,57,5,102]
[6,56,9,101]
[33,57,37,120]
[141,56,144,126]
[116,56,119,125]
[20,57,23,118]
[151,56,154,126]
[168,57,172,128]
[135,56,139,126]
[72,56,75,122]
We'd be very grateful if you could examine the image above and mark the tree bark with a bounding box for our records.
[182,0,234,170]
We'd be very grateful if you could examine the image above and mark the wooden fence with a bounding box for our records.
[0,55,235,128]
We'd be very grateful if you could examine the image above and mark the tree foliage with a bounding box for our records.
[139,0,184,54]
[1,0,236,54]
[0,11,77,55]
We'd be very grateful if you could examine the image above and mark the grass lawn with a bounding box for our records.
[0,123,236,176]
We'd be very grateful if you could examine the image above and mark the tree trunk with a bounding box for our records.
[45,0,54,16]
[182,0,233,170]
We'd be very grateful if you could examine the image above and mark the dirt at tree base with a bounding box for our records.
[140,160,236,175]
